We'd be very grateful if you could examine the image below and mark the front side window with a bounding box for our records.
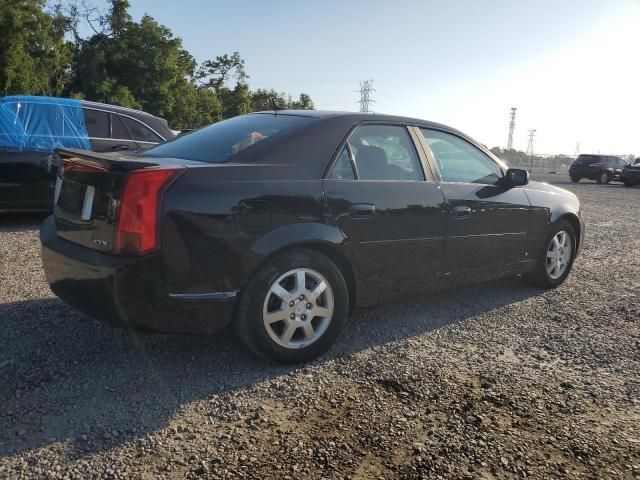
[348,125,424,181]
[143,113,314,163]
[420,129,502,184]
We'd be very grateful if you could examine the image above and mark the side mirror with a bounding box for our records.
[501,168,529,187]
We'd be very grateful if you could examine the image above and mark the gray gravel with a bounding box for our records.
[1,176,639,479]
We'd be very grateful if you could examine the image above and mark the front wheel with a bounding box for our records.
[524,220,577,289]
[624,180,635,187]
[570,175,580,183]
[597,171,610,184]
[235,249,349,364]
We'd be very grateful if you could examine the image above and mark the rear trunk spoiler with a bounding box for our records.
[56,148,159,172]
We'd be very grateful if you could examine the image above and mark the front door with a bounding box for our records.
[418,128,530,282]
[322,124,446,301]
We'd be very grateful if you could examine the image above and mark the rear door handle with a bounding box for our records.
[349,203,376,218]
[452,206,472,218]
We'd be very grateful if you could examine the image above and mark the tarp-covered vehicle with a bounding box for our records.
[0,96,175,212]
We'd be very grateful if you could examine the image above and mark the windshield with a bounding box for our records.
[142,113,314,163]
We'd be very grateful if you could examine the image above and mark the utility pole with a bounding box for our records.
[574,142,580,158]
[526,129,537,171]
[358,80,375,113]
[507,107,517,150]
[526,129,537,155]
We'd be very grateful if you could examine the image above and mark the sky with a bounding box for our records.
[123,0,639,155]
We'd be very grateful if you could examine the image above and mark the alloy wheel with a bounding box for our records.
[262,268,334,349]
[546,230,572,280]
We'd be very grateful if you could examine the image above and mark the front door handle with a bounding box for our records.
[452,205,472,218]
[112,144,130,151]
[349,203,376,218]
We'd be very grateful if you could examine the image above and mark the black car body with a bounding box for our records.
[0,96,175,212]
[40,111,585,363]
[569,154,628,184]
[621,158,640,187]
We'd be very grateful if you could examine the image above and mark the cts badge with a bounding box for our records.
[93,239,109,247]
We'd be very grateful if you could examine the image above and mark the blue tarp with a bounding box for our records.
[0,96,91,152]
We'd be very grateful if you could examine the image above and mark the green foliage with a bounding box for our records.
[0,0,74,96]
[0,0,314,129]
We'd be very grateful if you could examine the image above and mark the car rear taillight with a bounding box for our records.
[114,166,185,255]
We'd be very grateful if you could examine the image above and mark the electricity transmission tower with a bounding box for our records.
[507,107,517,150]
[526,129,537,155]
[574,142,580,158]
[358,80,375,113]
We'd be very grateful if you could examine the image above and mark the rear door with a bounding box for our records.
[417,128,530,283]
[322,123,446,300]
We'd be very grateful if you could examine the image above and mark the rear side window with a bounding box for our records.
[348,125,424,181]
[84,109,109,138]
[328,147,355,180]
[119,116,162,143]
[143,114,314,163]
[574,155,600,165]
[111,114,132,140]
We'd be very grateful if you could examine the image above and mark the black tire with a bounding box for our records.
[624,180,635,187]
[570,175,580,183]
[235,248,349,364]
[523,220,577,289]
[597,171,610,184]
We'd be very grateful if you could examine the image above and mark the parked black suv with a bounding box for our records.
[569,154,628,184]
[0,96,175,212]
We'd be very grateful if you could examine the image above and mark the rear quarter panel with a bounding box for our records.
[160,164,346,296]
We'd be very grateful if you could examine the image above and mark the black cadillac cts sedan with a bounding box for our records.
[40,111,584,363]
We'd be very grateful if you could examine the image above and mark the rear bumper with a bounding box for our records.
[40,215,236,334]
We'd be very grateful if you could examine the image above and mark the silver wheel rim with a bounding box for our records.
[546,230,572,280]
[601,173,608,183]
[262,268,334,349]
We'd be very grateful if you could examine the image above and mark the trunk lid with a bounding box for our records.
[53,148,190,253]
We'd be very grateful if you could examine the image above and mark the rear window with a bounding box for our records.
[573,155,601,165]
[142,114,314,163]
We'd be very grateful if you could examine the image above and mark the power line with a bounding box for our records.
[507,107,517,150]
[358,80,375,113]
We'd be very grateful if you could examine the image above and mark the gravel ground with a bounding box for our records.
[1,175,639,479]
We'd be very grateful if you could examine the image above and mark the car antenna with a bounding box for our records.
[270,96,286,113]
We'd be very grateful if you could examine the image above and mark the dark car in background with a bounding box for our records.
[0,96,175,212]
[40,111,584,363]
[621,158,640,187]
[569,154,628,184]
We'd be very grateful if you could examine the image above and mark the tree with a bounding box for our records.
[290,93,314,110]
[0,0,74,95]
[196,52,247,93]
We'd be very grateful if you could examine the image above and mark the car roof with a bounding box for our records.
[0,95,173,137]
[250,110,465,135]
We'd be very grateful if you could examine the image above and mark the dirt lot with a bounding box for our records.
[1,175,639,479]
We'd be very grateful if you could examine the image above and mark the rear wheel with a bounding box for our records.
[597,171,610,184]
[235,249,349,364]
[524,220,576,289]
